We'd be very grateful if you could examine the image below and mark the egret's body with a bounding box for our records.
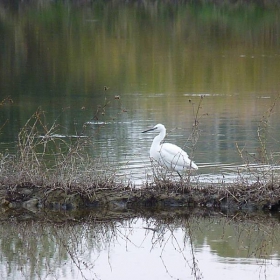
[142,124,198,176]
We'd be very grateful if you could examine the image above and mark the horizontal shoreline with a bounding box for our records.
[1,183,280,215]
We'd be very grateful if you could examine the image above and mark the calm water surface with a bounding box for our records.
[1,212,280,280]
[1,1,280,279]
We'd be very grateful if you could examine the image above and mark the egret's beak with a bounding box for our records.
[142,127,156,133]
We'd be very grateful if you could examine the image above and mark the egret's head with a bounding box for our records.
[142,123,165,134]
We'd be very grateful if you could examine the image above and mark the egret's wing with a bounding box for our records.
[159,143,197,170]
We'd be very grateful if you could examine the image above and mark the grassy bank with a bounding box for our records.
[1,179,280,213]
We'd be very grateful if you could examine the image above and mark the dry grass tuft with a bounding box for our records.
[0,109,128,196]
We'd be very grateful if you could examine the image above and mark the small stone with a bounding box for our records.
[23,198,39,209]
[8,202,18,209]
[1,199,9,207]
[18,188,33,196]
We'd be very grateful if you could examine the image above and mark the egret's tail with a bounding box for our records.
[191,161,198,170]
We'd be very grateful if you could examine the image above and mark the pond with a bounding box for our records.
[1,1,280,279]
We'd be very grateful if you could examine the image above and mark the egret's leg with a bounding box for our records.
[177,172,182,179]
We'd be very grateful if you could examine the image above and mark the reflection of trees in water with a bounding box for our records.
[0,211,279,280]
[0,216,118,279]
[1,0,280,153]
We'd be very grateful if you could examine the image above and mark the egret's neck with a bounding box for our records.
[151,127,166,148]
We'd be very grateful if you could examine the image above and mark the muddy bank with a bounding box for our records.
[1,183,280,214]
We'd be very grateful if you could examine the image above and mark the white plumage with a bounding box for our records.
[142,124,198,176]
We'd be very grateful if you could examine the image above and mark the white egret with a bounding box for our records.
[142,124,198,177]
